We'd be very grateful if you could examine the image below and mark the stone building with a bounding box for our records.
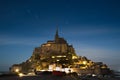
[29,29,77,65]
[10,29,111,75]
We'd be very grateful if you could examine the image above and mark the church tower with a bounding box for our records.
[55,28,59,42]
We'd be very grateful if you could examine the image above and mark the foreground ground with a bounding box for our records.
[1,75,76,80]
[0,75,120,80]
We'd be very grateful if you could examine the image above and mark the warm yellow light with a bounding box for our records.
[63,56,66,57]
[15,69,19,72]
[19,73,24,77]
[66,58,68,60]
[52,56,55,58]
[83,61,87,65]
[56,55,66,58]
[57,56,62,57]
[72,56,77,59]
[80,66,87,69]
[27,72,35,76]
[46,44,51,46]
[101,65,107,69]
[36,66,41,71]
[40,70,45,72]
[57,60,60,61]
[29,59,31,62]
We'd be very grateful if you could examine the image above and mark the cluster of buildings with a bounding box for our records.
[10,29,111,75]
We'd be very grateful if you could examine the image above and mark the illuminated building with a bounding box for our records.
[29,28,77,66]
[10,29,111,75]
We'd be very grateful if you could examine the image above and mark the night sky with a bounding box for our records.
[0,0,120,71]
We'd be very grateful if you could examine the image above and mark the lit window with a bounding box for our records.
[57,60,60,61]
[15,68,19,72]
[52,56,55,58]
[83,61,87,65]
[72,56,77,59]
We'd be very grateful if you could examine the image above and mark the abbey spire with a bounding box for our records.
[55,28,59,42]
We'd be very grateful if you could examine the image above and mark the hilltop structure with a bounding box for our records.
[10,29,111,75]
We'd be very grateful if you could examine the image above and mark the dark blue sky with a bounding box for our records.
[0,0,120,71]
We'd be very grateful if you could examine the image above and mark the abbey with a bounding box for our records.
[10,29,111,75]
[29,29,78,70]
[32,29,76,60]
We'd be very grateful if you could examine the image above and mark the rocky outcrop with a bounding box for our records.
[10,29,111,75]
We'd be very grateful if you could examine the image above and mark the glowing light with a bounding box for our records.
[80,66,87,69]
[83,61,87,65]
[92,74,97,77]
[48,69,53,71]
[29,59,31,62]
[64,68,70,73]
[52,56,55,58]
[40,70,45,72]
[56,67,61,71]
[101,65,107,69]
[15,69,19,72]
[70,69,74,72]
[61,69,65,72]
[19,73,24,77]
[49,64,56,71]
[72,56,77,59]
[57,60,60,61]
[27,72,35,76]
[56,55,66,57]
[46,44,51,46]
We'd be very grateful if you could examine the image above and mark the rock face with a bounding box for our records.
[10,29,77,72]
[10,29,111,75]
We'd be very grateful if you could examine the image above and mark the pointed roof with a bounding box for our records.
[56,27,58,36]
[55,27,59,40]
